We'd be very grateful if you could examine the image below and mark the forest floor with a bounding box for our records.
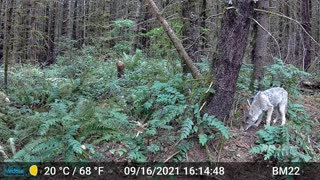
[98,90,320,162]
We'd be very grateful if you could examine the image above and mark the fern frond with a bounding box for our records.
[180,118,194,139]
[198,134,208,146]
[204,114,229,140]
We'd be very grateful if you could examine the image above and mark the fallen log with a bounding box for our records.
[301,80,320,89]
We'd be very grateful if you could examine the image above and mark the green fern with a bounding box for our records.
[202,114,229,140]
[180,118,194,139]
[127,141,147,162]
[147,144,161,154]
[198,134,208,146]
[250,144,277,160]
[251,125,315,162]
[173,140,192,162]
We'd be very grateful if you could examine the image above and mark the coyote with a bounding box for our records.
[245,87,288,131]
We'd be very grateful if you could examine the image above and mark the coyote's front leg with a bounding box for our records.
[265,106,274,126]
[279,104,287,125]
[273,107,280,124]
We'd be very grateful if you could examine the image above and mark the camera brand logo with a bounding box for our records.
[3,165,25,176]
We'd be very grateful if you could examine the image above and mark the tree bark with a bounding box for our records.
[47,1,56,65]
[140,3,151,50]
[182,0,200,74]
[130,0,143,56]
[11,0,19,63]
[83,0,86,45]
[200,0,207,50]
[206,0,220,63]
[25,0,32,63]
[205,0,253,121]
[301,0,312,70]
[294,0,302,65]
[62,0,70,37]
[0,0,3,65]
[146,0,202,79]
[67,0,74,39]
[3,0,14,88]
[250,0,269,91]
[29,0,36,62]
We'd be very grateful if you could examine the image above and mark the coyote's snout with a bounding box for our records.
[245,87,288,131]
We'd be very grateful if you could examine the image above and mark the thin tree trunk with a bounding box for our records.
[83,0,86,45]
[12,0,19,63]
[205,0,253,121]
[0,0,4,64]
[130,0,143,56]
[200,0,207,50]
[29,0,36,62]
[62,0,71,37]
[72,0,78,42]
[301,0,312,70]
[294,0,302,66]
[250,0,269,91]
[47,1,56,65]
[67,0,74,39]
[140,3,151,50]
[146,0,202,79]
[206,0,219,63]
[25,0,31,62]
[3,0,14,88]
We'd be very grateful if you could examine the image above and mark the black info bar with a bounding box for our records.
[0,162,319,179]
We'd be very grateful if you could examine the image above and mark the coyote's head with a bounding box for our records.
[245,93,264,130]
[246,104,262,126]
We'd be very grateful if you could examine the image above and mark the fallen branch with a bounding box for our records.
[164,151,179,163]
[146,0,203,79]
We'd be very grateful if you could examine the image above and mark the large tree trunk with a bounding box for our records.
[146,0,202,79]
[301,0,312,71]
[181,0,200,74]
[250,0,269,91]
[205,0,253,121]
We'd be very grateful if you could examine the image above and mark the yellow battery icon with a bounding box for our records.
[29,165,38,176]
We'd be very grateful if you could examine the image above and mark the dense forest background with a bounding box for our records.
[0,0,319,163]
[1,0,319,69]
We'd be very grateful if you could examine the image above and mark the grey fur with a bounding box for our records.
[245,87,288,130]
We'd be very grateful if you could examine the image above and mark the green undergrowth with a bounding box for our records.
[0,44,229,162]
